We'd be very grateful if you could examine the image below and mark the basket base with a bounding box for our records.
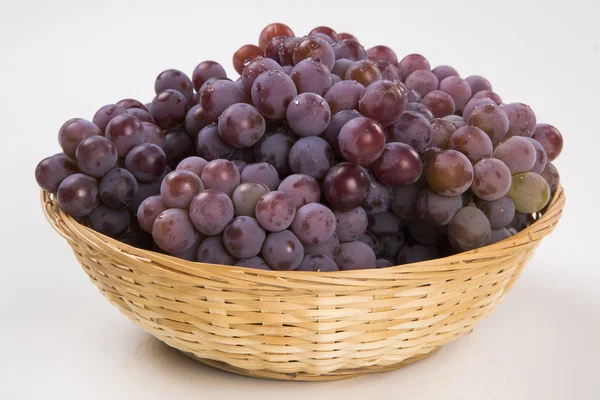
[182,348,440,381]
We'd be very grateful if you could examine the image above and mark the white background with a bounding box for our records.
[1,0,599,398]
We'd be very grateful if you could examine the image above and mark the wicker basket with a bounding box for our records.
[41,186,565,381]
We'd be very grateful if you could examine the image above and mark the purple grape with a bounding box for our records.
[330,73,342,85]
[222,216,266,259]
[253,131,296,175]
[362,176,392,215]
[149,89,187,130]
[92,104,128,134]
[447,206,491,251]
[431,65,459,82]
[323,162,371,211]
[422,90,456,118]
[241,57,284,95]
[334,241,376,270]
[377,232,406,260]
[492,136,536,174]
[57,173,100,217]
[188,189,234,235]
[160,170,203,209]
[367,211,405,236]
[390,184,420,219]
[185,105,212,139]
[116,99,147,111]
[241,162,280,190]
[526,138,548,175]
[235,256,271,270]
[357,80,405,127]
[425,150,473,196]
[465,75,492,94]
[304,232,340,258]
[462,97,496,122]
[417,188,462,226]
[262,230,304,270]
[59,118,103,159]
[408,219,445,245]
[334,39,367,61]
[289,136,334,180]
[142,122,165,148]
[439,76,472,112]
[200,80,248,122]
[323,80,365,114]
[199,77,233,95]
[88,204,131,238]
[290,59,332,95]
[338,117,386,165]
[472,90,503,105]
[466,104,509,145]
[532,124,563,161]
[200,159,240,196]
[297,254,338,272]
[376,258,394,268]
[255,191,296,232]
[291,203,336,245]
[251,70,297,120]
[128,180,160,214]
[322,109,362,158]
[170,235,203,261]
[264,36,289,61]
[104,114,145,158]
[127,108,155,124]
[366,45,397,63]
[192,60,227,92]
[334,207,368,242]
[475,196,515,229]
[195,124,236,161]
[510,212,529,232]
[448,125,493,163]
[377,61,402,81]
[405,70,439,97]
[386,111,432,152]
[286,93,331,137]
[471,158,512,201]
[488,228,512,245]
[277,174,321,209]
[99,168,138,209]
[278,37,303,66]
[162,128,195,169]
[155,69,193,103]
[309,26,339,42]
[124,143,167,183]
[35,153,78,193]
[137,195,168,234]
[176,156,208,178]
[217,103,266,148]
[430,118,457,149]
[443,115,466,127]
[74,136,118,178]
[332,58,354,77]
[232,182,270,217]
[501,103,537,138]
[541,163,560,194]
[396,244,438,264]
[398,54,431,81]
[197,235,237,265]
[344,60,382,86]
[293,36,335,70]
[372,143,422,188]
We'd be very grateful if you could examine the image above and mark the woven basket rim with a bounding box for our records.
[41,185,565,279]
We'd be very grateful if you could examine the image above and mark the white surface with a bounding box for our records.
[1,0,599,398]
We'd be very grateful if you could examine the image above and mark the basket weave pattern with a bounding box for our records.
[42,187,564,381]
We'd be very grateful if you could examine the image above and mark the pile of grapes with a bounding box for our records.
[35,23,563,271]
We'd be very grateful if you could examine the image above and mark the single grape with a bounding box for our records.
[235,256,271,270]
[471,158,512,201]
[163,128,195,169]
[222,216,266,259]
[464,75,492,94]
[447,206,491,251]
[367,211,405,236]
[366,45,397,63]
[332,58,354,78]
[262,230,304,270]
[127,108,155,124]
[376,258,394,268]
[323,80,365,114]
[422,90,456,118]
[192,60,227,92]
[59,118,103,159]
[232,44,263,75]
[136,195,168,233]
[291,203,336,245]
[290,59,332,95]
[466,104,509,145]
[199,77,233,95]
[431,65,459,82]
[201,80,250,126]
[258,23,295,49]
[439,76,471,113]
[322,109,361,158]
[362,176,392,215]
[443,115,466,127]
[296,254,338,272]
[176,156,208,178]
[264,36,288,62]
[88,204,131,238]
[289,136,334,180]
[509,212,529,232]
[142,122,165,148]
[160,170,203,209]
[57,173,100,217]
[395,81,420,103]
[255,191,296,232]
[241,57,284,96]
[188,189,234,235]
[488,228,512,245]
[475,196,515,229]
[116,99,147,111]
[241,162,280,191]
[128,180,160,214]
[232,182,270,217]
[185,105,212,139]
[278,37,303,66]
[448,125,493,163]
[430,118,457,149]
[293,36,335,70]
[92,104,128,134]
[390,184,420,220]
[396,244,438,264]
[170,235,203,261]
[417,188,462,225]
[541,163,560,195]
[253,131,295,176]
[472,90,503,105]
[195,124,236,161]
[104,114,145,158]
[99,168,138,209]
[508,172,551,213]
[329,71,341,84]
[124,143,167,182]
[217,103,266,148]
[338,117,386,165]
[425,150,474,196]
[35,153,78,193]
[338,32,358,41]
[377,232,406,260]
[323,162,371,211]
[251,70,297,120]
[501,103,537,138]
[277,174,321,209]
[358,80,405,127]
[304,232,340,259]
[344,60,382,86]
[155,69,193,103]
[377,61,401,81]
[372,143,422,188]
[149,89,187,130]
[152,209,199,253]
[333,39,367,61]
[532,123,563,161]
[197,235,237,265]
[286,93,331,137]
[335,241,376,270]
[397,54,431,80]
[527,138,548,174]
[309,26,340,42]
[386,111,432,152]
[334,207,368,242]
[492,136,536,174]
[200,159,240,196]
[405,70,439,98]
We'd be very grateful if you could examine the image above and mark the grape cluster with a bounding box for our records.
[35,23,563,272]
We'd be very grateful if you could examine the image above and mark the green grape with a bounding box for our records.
[507,172,551,213]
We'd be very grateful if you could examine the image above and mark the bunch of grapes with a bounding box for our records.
[35,23,563,272]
